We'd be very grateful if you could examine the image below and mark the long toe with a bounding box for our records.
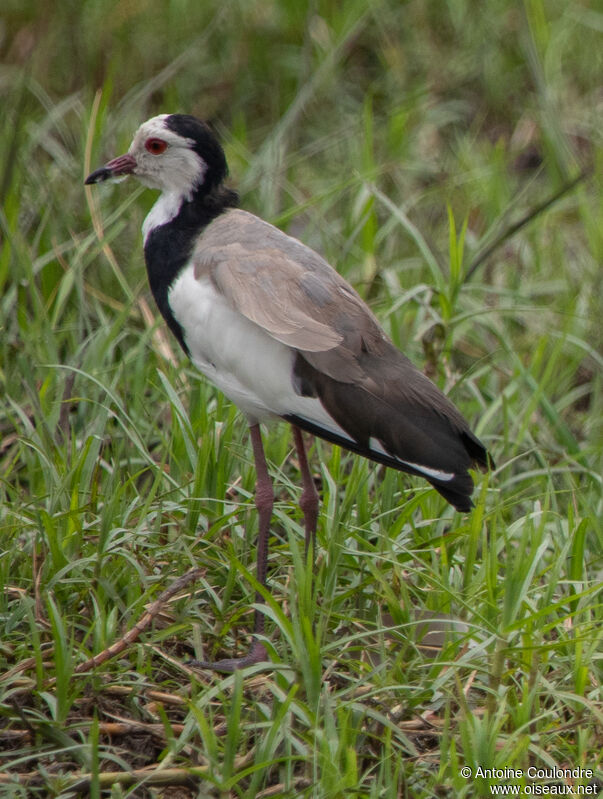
[187,640,269,673]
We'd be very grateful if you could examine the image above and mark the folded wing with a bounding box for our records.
[194,209,489,510]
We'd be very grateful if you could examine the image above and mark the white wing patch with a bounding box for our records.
[369,437,455,481]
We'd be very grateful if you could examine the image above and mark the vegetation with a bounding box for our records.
[0,0,601,796]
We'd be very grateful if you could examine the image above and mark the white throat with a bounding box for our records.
[142,192,185,242]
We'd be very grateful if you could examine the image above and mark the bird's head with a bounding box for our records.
[85,114,228,200]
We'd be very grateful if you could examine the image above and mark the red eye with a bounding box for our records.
[145,138,168,155]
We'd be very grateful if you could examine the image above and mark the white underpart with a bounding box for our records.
[169,269,456,481]
[368,437,455,481]
[168,265,355,440]
[168,267,458,481]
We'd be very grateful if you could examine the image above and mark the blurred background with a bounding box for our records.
[2,0,600,513]
[0,1,601,795]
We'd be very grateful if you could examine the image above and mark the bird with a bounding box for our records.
[85,113,491,671]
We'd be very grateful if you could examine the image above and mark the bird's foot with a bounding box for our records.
[188,639,268,673]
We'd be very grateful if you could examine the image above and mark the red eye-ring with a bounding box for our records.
[145,138,168,155]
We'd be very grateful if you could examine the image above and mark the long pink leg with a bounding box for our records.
[292,426,319,555]
[189,423,272,672]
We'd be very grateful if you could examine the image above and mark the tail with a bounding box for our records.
[288,348,491,512]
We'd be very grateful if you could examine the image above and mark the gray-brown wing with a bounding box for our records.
[192,210,490,509]
[193,209,388,382]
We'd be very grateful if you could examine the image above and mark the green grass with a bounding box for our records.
[1,0,601,796]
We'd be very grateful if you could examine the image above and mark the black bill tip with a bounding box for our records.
[84,153,136,185]
[85,167,112,185]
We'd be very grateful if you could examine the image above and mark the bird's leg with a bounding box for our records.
[248,421,273,637]
[189,423,272,672]
[292,426,319,556]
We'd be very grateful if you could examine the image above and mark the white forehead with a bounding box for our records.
[129,115,195,151]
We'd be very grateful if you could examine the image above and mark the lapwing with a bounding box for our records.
[86,113,491,670]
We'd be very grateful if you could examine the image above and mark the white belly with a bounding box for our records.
[167,265,350,438]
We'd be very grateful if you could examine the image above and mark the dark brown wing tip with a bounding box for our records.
[461,430,493,472]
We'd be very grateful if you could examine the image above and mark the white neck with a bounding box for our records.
[142,191,185,242]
